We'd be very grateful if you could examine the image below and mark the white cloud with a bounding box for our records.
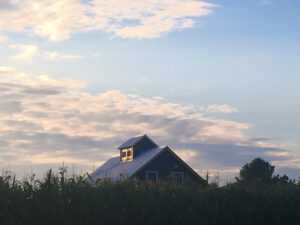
[43,51,82,60]
[43,51,59,60]
[272,158,300,169]
[10,45,82,61]
[205,104,239,114]
[0,66,296,179]
[0,35,7,41]
[0,0,216,41]
[10,44,38,61]
[0,66,14,73]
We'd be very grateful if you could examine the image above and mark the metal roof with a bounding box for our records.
[91,146,166,182]
[118,135,144,149]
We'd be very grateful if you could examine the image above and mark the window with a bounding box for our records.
[172,172,184,183]
[120,148,133,161]
[146,171,158,182]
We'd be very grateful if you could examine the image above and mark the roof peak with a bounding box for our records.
[118,134,158,149]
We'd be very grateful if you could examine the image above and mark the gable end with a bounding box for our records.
[130,146,206,184]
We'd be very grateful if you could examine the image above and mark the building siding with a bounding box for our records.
[134,149,203,183]
[133,137,158,158]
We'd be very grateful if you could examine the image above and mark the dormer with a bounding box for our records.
[118,135,159,162]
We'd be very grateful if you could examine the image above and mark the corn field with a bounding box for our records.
[0,168,300,225]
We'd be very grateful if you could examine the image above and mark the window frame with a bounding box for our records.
[146,171,158,182]
[121,147,133,161]
[172,171,184,183]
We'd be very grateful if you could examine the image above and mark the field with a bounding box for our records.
[1,168,300,225]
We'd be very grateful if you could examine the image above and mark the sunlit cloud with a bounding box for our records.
[10,44,38,61]
[0,66,14,73]
[9,45,82,61]
[0,0,216,41]
[0,66,297,179]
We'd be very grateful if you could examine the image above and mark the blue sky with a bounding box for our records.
[0,0,299,180]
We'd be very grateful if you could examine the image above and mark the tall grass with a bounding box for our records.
[0,169,300,225]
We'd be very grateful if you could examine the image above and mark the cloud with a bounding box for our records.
[0,66,297,179]
[0,66,13,73]
[0,0,18,10]
[10,45,82,61]
[43,51,83,60]
[0,35,7,41]
[10,44,38,61]
[0,0,216,41]
[205,104,239,114]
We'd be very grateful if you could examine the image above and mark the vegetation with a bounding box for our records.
[1,158,300,225]
[236,157,292,184]
[238,157,275,182]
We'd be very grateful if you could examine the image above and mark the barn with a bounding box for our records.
[91,135,206,184]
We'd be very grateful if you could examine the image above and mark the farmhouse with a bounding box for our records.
[91,135,206,184]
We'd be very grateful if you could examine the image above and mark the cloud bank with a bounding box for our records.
[0,0,216,41]
[0,66,297,180]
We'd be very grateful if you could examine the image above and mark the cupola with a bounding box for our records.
[118,134,158,162]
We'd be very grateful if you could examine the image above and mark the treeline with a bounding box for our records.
[1,158,300,225]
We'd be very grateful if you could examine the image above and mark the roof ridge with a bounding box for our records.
[118,134,160,149]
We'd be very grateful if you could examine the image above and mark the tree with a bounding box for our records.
[273,174,290,184]
[237,158,275,183]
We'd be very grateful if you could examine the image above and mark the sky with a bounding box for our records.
[0,0,300,181]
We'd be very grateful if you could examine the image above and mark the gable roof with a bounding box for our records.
[118,134,158,149]
[91,146,166,182]
[129,146,206,184]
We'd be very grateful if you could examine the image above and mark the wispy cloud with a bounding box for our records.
[10,45,82,61]
[43,51,83,60]
[10,44,38,61]
[0,66,297,179]
[0,0,216,41]
[0,35,7,41]
[204,104,239,114]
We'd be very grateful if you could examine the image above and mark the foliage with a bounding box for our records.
[0,162,300,225]
[237,158,275,183]
[236,158,294,186]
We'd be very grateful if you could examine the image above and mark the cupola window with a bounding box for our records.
[120,147,133,162]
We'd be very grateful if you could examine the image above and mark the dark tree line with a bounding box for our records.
[0,158,300,225]
[236,157,293,184]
